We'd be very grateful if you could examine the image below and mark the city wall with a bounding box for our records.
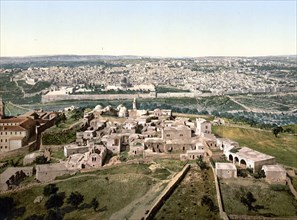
[41,92,196,103]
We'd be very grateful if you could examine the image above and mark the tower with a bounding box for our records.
[133,98,137,110]
[0,97,4,119]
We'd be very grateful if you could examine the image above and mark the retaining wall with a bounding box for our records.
[210,163,229,220]
[145,164,191,220]
[0,141,37,161]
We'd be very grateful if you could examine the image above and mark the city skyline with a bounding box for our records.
[1,0,296,57]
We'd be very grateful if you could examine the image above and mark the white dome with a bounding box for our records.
[94,105,103,111]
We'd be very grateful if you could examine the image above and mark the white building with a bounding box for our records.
[215,163,237,178]
[196,118,211,136]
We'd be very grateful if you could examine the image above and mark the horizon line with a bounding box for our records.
[1,53,296,59]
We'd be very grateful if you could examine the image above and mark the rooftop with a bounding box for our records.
[216,162,237,170]
[236,147,275,162]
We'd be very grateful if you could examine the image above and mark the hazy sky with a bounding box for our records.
[0,1,296,57]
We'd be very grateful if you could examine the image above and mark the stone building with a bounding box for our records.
[162,125,191,141]
[144,138,165,153]
[64,144,89,157]
[225,146,276,172]
[36,162,72,182]
[0,117,36,152]
[215,163,237,178]
[262,164,287,184]
[196,118,211,136]
[102,134,123,154]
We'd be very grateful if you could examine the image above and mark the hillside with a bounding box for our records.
[212,125,297,168]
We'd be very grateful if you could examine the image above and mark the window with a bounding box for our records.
[180,134,183,137]
[166,134,170,137]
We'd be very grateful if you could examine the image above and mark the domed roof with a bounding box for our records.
[94,105,103,111]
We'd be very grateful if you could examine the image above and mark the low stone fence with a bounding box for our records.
[286,176,297,200]
[145,164,191,220]
[229,215,297,220]
[210,163,229,220]
[0,141,37,161]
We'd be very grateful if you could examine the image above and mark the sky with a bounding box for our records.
[0,1,296,57]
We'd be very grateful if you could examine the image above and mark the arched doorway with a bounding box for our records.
[235,157,239,164]
[229,154,233,162]
[240,159,247,168]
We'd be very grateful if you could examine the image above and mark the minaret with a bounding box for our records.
[0,97,4,119]
[133,98,137,110]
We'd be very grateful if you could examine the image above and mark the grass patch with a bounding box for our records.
[220,178,297,216]
[1,164,158,219]
[155,166,220,220]
[212,126,297,168]
[154,158,186,172]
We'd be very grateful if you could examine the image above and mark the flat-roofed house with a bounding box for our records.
[262,164,286,184]
[215,163,237,178]
[225,146,276,172]
[196,118,211,136]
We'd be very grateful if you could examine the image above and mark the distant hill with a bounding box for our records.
[0,55,145,65]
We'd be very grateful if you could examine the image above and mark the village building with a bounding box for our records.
[216,138,239,151]
[144,137,165,153]
[215,163,237,178]
[102,133,123,154]
[262,164,287,185]
[36,162,72,182]
[66,145,107,169]
[195,118,211,136]
[0,117,37,152]
[225,146,276,172]
[64,144,89,157]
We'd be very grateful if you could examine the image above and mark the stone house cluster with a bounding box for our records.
[59,99,216,172]
[215,137,287,184]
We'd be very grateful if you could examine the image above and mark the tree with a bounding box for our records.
[201,195,218,212]
[241,192,256,211]
[0,196,15,219]
[45,192,65,210]
[91,197,99,211]
[35,155,48,164]
[66,191,84,208]
[43,184,59,197]
[272,126,283,137]
[45,209,63,220]
[196,156,207,170]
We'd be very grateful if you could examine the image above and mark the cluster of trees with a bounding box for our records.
[42,130,77,145]
[0,196,25,219]
[240,192,264,212]
[25,184,100,220]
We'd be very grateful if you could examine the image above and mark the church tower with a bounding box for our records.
[0,97,4,119]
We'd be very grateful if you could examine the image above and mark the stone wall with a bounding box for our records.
[156,92,195,98]
[41,93,156,103]
[210,163,230,220]
[0,141,37,161]
[145,164,191,220]
[41,92,195,103]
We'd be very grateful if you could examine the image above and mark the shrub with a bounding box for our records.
[43,184,59,197]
